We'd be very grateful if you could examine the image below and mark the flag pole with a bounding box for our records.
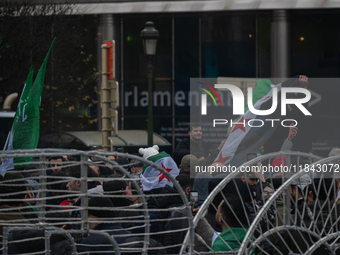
[3,131,10,151]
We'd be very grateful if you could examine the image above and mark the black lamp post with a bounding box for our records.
[140,21,159,147]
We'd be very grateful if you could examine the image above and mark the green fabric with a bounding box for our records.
[12,38,55,168]
[212,227,248,252]
[228,79,274,136]
[142,151,170,173]
[243,79,274,114]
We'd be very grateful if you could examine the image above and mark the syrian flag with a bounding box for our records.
[140,151,180,191]
[0,38,56,176]
[214,77,305,167]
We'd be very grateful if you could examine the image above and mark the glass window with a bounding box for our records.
[291,11,340,77]
[201,13,256,78]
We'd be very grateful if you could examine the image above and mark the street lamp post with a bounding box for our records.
[140,21,159,147]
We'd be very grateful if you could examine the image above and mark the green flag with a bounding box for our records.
[1,38,56,171]
[243,79,274,114]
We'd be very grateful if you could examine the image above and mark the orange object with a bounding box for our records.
[104,40,114,80]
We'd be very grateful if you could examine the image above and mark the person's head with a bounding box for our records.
[49,156,65,172]
[240,173,258,189]
[180,154,199,174]
[309,178,337,202]
[90,145,104,162]
[215,194,248,231]
[290,174,311,199]
[175,174,194,196]
[271,157,286,178]
[0,172,27,207]
[24,164,39,178]
[98,166,111,177]
[66,165,98,191]
[115,157,130,174]
[106,155,119,169]
[189,122,202,142]
[88,196,115,229]
[328,148,340,165]
[45,207,71,229]
[130,158,144,174]
[110,157,130,176]
[103,178,128,206]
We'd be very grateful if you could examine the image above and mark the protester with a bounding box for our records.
[8,208,72,255]
[102,177,140,228]
[139,145,179,192]
[77,197,131,255]
[130,158,144,175]
[162,174,194,254]
[0,172,30,243]
[173,122,205,165]
[46,170,69,210]
[195,194,249,252]
[179,154,199,175]
[49,156,65,172]
[66,165,102,242]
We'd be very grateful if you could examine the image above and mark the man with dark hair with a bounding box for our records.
[49,156,65,172]
[175,174,194,195]
[130,158,144,175]
[89,145,104,162]
[77,197,130,255]
[46,171,69,209]
[271,176,336,255]
[162,174,195,254]
[102,177,140,228]
[66,165,99,194]
[8,207,72,255]
[196,193,249,252]
[173,122,205,165]
[66,165,103,243]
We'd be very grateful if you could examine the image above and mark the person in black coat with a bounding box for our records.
[8,207,72,255]
[173,122,205,165]
[8,229,72,255]
[77,197,131,255]
[102,177,141,228]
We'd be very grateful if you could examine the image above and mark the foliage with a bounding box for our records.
[0,0,99,134]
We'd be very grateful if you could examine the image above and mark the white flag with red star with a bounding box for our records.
[140,151,180,191]
[214,77,306,168]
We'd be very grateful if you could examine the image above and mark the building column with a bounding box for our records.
[271,10,290,78]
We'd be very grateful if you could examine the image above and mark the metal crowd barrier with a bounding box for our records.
[181,151,325,255]
[0,149,194,255]
[240,155,340,255]
[2,149,340,255]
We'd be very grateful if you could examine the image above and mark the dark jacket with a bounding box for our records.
[0,205,30,243]
[162,207,188,254]
[173,138,205,165]
[193,172,212,206]
[272,200,340,255]
[112,197,140,228]
[77,222,131,255]
[8,229,72,255]
[174,138,190,153]
[147,185,184,220]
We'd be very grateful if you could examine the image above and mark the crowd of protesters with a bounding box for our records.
[0,117,340,255]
